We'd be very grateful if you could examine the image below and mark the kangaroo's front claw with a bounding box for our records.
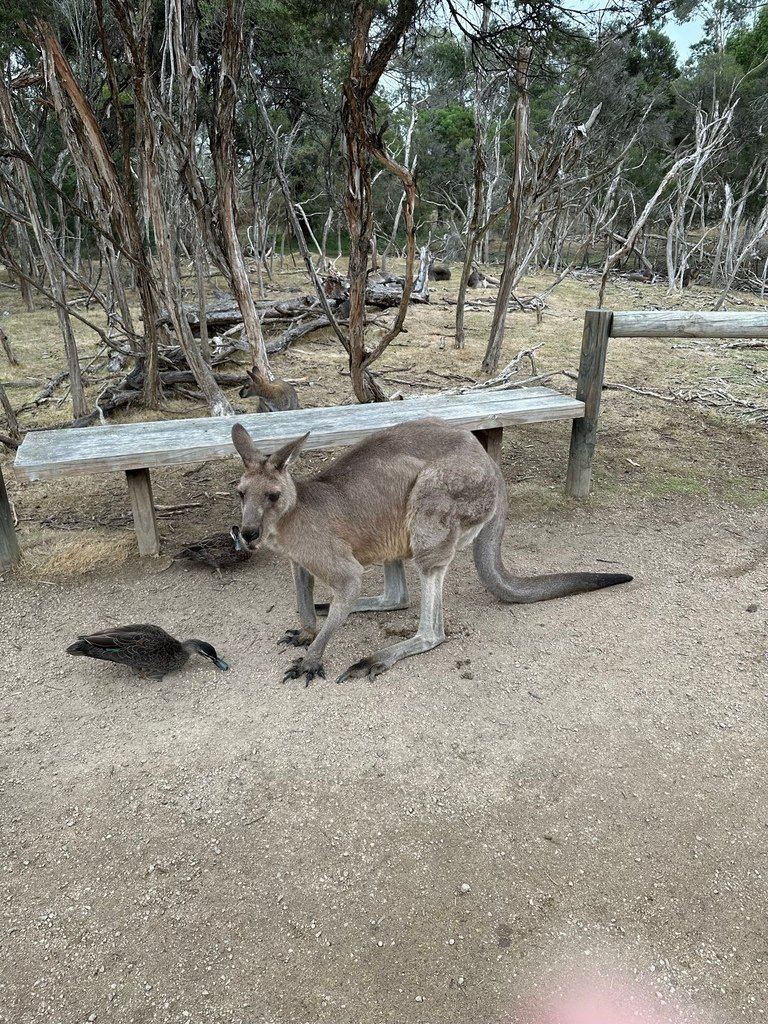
[336,657,387,684]
[282,657,326,687]
[279,628,316,648]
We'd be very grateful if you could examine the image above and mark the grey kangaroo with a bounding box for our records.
[232,419,632,684]
[239,367,299,413]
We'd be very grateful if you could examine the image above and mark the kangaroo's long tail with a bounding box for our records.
[472,466,632,603]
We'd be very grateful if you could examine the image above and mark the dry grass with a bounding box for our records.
[22,534,137,578]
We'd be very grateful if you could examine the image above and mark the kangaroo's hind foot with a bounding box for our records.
[279,628,317,648]
[283,656,326,686]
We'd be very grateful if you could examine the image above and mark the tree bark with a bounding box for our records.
[482,46,532,375]
[456,3,491,350]
[111,0,234,415]
[37,14,163,407]
[341,0,418,403]
[211,0,270,376]
[0,74,88,418]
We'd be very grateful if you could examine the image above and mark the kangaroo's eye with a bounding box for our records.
[267,492,280,503]
[237,490,245,501]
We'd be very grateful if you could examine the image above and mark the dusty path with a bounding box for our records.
[2,483,766,1024]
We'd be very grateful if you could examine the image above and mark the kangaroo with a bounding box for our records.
[239,367,299,413]
[231,419,632,685]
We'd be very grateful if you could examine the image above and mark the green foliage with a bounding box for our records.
[0,0,51,59]
[414,103,475,198]
[626,27,680,88]
[728,5,768,68]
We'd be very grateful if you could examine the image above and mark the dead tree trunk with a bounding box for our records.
[111,0,233,415]
[37,14,163,407]
[598,102,736,306]
[253,87,349,354]
[341,0,418,403]
[211,0,270,377]
[456,3,493,350]
[482,46,532,376]
[381,104,418,270]
[0,75,88,419]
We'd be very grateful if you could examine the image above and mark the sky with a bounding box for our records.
[664,12,707,62]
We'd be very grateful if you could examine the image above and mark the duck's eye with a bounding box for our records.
[267,492,280,503]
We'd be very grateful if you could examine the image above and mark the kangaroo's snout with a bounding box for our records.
[240,525,262,547]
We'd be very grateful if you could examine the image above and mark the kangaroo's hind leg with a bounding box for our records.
[336,564,447,682]
[314,560,409,615]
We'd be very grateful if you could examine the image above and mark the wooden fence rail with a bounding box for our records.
[566,309,768,498]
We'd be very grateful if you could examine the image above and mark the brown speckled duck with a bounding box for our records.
[172,526,252,574]
[66,625,230,679]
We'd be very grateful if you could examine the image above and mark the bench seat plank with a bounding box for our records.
[14,388,583,481]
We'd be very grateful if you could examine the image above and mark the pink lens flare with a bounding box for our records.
[533,984,695,1024]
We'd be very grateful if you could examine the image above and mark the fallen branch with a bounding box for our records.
[267,316,333,354]
[16,371,69,412]
[561,371,676,403]
[155,501,203,512]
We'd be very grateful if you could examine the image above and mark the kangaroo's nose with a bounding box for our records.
[240,526,262,546]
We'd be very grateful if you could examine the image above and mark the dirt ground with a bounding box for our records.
[1,270,767,1023]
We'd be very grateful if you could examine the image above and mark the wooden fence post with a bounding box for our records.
[565,309,613,498]
[0,466,20,570]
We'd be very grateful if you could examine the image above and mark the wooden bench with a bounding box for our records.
[4,387,583,564]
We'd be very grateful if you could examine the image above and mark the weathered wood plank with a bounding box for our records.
[566,310,613,499]
[15,388,583,481]
[611,310,768,339]
[473,427,504,464]
[0,466,20,570]
[125,469,160,557]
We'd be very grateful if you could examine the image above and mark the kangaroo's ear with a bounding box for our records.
[246,367,260,381]
[231,422,264,468]
[268,431,309,470]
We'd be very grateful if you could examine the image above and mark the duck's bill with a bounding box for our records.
[230,525,248,553]
[214,657,230,671]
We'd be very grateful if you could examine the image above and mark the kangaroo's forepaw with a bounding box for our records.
[278,628,316,648]
[282,657,326,687]
[336,656,387,684]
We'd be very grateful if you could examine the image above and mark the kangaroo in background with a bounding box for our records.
[239,367,299,413]
[231,419,632,685]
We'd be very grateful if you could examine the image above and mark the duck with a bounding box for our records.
[66,625,230,679]
[172,526,252,574]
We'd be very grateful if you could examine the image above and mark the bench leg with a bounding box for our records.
[126,468,160,556]
[566,309,613,499]
[0,466,20,570]
[474,427,503,464]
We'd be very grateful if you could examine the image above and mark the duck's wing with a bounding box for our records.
[76,625,165,651]
[174,534,232,558]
